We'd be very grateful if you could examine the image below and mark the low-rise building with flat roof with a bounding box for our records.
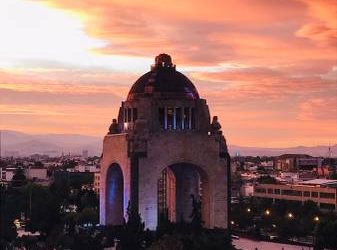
[253,179,337,211]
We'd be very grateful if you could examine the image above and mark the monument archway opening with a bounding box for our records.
[106,163,124,225]
[157,163,210,227]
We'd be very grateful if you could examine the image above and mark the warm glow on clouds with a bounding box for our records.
[0,0,336,147]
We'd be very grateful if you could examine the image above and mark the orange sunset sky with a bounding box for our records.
[0,0,336,147]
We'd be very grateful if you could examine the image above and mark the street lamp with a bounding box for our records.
[265,209,271,216]
[313,216,320,249]
[231,220,235,225]
[287,213,294,219]
[247,208,251,213]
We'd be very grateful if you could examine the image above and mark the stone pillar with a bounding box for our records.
[138,164,158,230]
[212,165,228,228]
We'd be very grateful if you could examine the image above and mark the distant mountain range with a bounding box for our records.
[0,130,335,157]
[0,130,102,157]
[228,144,336,158]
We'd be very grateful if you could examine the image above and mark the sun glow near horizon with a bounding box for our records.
[0,0,155,73]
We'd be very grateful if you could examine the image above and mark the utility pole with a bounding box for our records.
[0,130,2,160]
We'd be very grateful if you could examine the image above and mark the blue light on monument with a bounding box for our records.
[108,179,117,206]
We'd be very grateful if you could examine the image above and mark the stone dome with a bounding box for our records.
[127,54,200,100]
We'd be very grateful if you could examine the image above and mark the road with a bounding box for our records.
[233,237,312,250]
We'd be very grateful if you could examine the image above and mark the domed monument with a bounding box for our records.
[100,54,230,230]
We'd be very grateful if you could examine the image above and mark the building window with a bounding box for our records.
[320,203,335,210]
[304,191,310,197]
[281,189,302,196]
[158,106,195,130]
[268,188,273,194]
[159,107,165,129]
[124,108,127,122]
[191,107,196,129]
[133,108,137,121]
[167,106,174,130]
[255,188,266,193]
[311,192,318,198]
[320,192,335,199]
[184,107,190,129]
[127,108,132,122]
[176,107,182,129]
[274,189,280,194]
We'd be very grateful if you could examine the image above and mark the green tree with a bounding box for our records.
[190,195,203,231]
[125,201,145,234]
[330,172,337,180]
[78,189,99,210]
[34,161,44,168]
[231,198,253,229]
[120,201,145,250]
[147,234,184,250]
[62,159,78,170]
[256,175,277,184]
[76,207,98,226]
[315,219,337,250]
[21,183,61,234]
[0,184,18,244]
[11,168,27,187]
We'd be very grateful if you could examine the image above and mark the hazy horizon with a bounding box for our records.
[1,130,336,158]
[1,129,336,149]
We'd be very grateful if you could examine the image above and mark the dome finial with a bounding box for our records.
[155,53,173,67]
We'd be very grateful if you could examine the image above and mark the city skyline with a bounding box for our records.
[1,0,337,147]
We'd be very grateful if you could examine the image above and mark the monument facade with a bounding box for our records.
[100,54,230,230]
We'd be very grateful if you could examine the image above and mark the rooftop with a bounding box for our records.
[299,179,337,186]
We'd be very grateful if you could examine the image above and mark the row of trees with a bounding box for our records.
[1,168,233,249]
[231,197,337,249]
[0,168,99,249]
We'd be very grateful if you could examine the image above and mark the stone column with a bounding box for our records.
[138,163,158,230]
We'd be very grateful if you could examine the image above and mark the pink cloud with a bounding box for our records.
[298,98,337,121]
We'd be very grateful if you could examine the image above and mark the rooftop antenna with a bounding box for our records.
[328,142,332,158]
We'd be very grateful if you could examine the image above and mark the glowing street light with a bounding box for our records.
[287,213,294,219]
[230,220,235,225]
[13,219,20,229]
[265,209,271,216]
[247,208,251,213]
[314,216,320,222]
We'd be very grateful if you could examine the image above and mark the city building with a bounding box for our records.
[76,164,99,173]
[99,54,230,230]
[253,179,337,211]
[275,154,322,171]
[82,150,89,159]
[0,167,16,182]
[276,171,317,184]
[240,183,254,197]
[26,167,48,180]
[94,172,100,194]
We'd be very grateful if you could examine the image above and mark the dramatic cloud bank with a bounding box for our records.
[0,0,336,147]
